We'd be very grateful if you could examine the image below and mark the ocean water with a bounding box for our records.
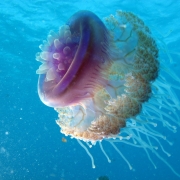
[0,0,180,180]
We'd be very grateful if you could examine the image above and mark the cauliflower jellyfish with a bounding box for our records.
[36,10,180,177]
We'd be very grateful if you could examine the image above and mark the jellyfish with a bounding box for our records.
[36,10,180,177]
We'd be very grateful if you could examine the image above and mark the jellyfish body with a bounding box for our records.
[36,10,158,141]
[36,10,180,176]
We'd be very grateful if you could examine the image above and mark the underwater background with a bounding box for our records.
[0,0,180,180]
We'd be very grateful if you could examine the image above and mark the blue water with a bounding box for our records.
[0,0,180,180]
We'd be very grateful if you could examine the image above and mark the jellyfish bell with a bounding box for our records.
[36,10,111,108]
[36,10,180,177]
